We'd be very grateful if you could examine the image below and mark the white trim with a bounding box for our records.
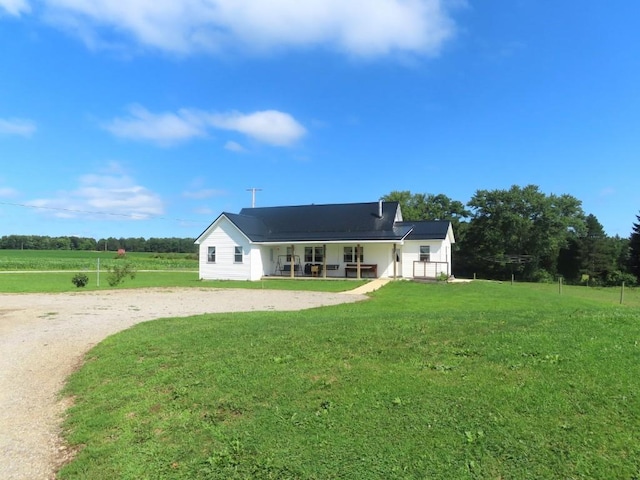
[195,213,253,245]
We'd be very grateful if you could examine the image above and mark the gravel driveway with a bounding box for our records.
[0,287,367,480]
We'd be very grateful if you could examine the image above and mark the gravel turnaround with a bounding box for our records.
[0,287,366,480]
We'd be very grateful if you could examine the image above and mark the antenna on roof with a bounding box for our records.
[246,187,262,208]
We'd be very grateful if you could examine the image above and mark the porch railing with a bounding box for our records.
[413,261,449,279]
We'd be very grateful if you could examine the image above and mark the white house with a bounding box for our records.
[195,201,455,281]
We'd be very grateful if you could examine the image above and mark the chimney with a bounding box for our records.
[378,200,383,218]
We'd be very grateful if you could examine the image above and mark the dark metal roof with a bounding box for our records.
[234,201,408,242]
[397,220,451,240]
[197,202,453,244]
[224,212,270,241]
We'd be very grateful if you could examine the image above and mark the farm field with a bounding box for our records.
[0,249,198,271]
[0,249,367,293]
[58,281,640,479]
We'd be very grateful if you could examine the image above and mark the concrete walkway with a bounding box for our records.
[341,277,392,295]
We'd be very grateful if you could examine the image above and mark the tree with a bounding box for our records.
[107,262,137,287]
[557,234,581,281]
[630,213,640,281]
[463,185,585,281]
[578,214,611,284]
[381,190,471,277]
[380,191,469,225]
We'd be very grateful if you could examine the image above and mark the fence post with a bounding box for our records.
[558,276,562,295]
[511,273,514,285]
[620,281,625,305]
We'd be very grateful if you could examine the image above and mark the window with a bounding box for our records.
[420,245,430,262]
[207,246,216,263]
[286,246,293,262]
[305,246,325,263]
[234,246,243,263]
[343,246,364,263]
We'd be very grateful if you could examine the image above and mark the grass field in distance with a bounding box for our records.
[0,249,198,271]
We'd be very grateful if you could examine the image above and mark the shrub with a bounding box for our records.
[531,269,554,283]
[107,263,137,287]
[71,272,89,288]
[604,270,637,287]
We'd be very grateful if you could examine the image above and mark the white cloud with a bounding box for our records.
[0,186,19,197]
[104,105,207,146]
[0,0,30,16]
[194,206,215,215]
[30,0,460,57]
[0,117,37,137]
[183,188,225,200]
[105,105,306,147]
[182,177,226,200]
[29,168,164,220]
[206,110,306,146]
[224,140,246,153]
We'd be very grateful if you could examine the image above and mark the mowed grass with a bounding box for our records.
[0,249,365,293]
[0,271,364,293]
[0,271,201,292]
[59,281,640,479]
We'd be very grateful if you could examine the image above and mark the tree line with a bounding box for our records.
[383,186,640,286]
[0,235,197,254]
[3,187,640,286]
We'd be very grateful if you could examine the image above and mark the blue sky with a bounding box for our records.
[1,0,638,240]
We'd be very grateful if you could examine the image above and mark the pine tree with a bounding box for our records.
[629,213,640,281]
[579,214,610,283]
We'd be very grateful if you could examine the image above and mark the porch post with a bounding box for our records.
[356,243,361,280]
[290,244,295,278]
[323,244,327,279]
[393,243,397,279]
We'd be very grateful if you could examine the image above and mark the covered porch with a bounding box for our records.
[265,242,401,280]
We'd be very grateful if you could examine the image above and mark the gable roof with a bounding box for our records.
[233,201,410,242]
[195,201,454,244]
[397,220,455,243]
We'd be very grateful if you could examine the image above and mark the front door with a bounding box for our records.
[394,245,402,278]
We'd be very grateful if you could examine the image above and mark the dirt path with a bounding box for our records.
[0,287,367,480]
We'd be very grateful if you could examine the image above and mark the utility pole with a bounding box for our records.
[246,187,262,208]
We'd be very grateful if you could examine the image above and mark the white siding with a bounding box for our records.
[401,238,452,278]
[197,218,452,281]
[360,243,393,278]
[198,217,253,280]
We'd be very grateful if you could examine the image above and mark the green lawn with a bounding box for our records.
[0,249,367,293]
[0,271,364,293]
[58,281,640,479]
